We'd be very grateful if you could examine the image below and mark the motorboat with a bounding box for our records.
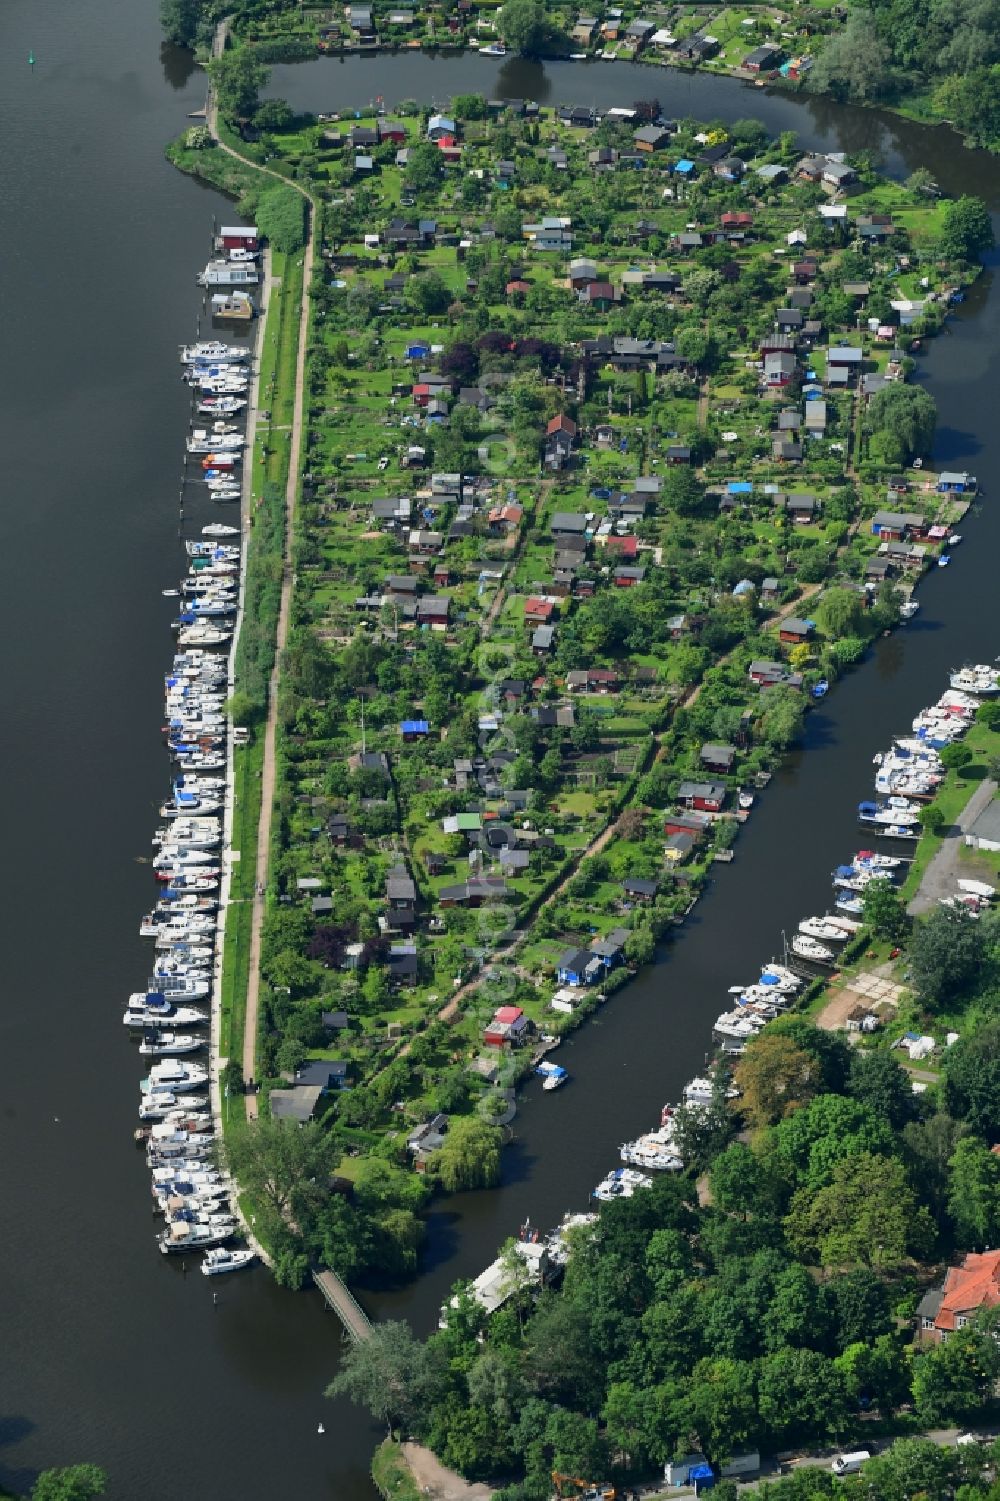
[825,914,862,936]
[758,964,802,991]
[153,849,218,873]
[152,953,213,978]
[855,850,903,870]
[151,1166,228,1193]
[145,1126,215,1159]
[790,934,836,964]
[876,771,939,798]
[143,1106,212,1133]
[174,772,226,793]
[124,992,206,1028]
[143,1059,209,1094]
[159,796,221,819]
[158,1188,231,1216]
[201,1247,255,1276]
[177,598,236,617]
[479,41,507,54]
[202,523,240,537]
[140,1092,204,1122]
[833,866,885,892]
[140,1109,212,1139]
[166,1208,237,1234]
[958,878,996,899]
[145,1124,215,1160]
[139,1028,205,1058]
[799,916,850,943]
[621,1126,684,1171]
[592,1168,652,1201]
[197,397,246,416]
[152,926,215,951]
[713,1009,768,1042]
[733,983,792,1008]
[950,665,1000,695]
[150,942,211,978]
[170,751,226,771]
[188,432,244,455]
[177,626,232,647]
[159,1221,234,1254]
[160,873,219,894]
[683,1076,738,1106]
[938,554,951,568]
[153,893,217,915]
[149,974,211,1002]
[536,1061,568,1091]
[858,800,920,828]
[153,824,221,851]
[187,540,240,558]
[140,908,212,937]
[835,893,865,915]
[811,679,829,700]
[738,789,755,811]
[180,341,248,365]
[899,600,920,620]
[154,811,222,834]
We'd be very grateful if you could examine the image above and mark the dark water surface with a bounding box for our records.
[1,6,1000,1497]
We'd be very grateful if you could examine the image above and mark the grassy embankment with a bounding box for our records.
[371,1441,422,1501]
[220,250,302,1094]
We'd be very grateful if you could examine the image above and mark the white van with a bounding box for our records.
[831,1451,871,1476]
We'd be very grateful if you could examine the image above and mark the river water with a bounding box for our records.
[0,7,998,1497]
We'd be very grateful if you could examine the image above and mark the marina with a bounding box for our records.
[580,663,994,1206]
[111,247,265,1271]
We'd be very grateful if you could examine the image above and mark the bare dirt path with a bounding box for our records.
[399,1443,494,1501]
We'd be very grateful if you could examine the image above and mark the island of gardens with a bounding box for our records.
[146,2,1000,1495]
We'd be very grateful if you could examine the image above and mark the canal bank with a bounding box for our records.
[2,11,1000,1500]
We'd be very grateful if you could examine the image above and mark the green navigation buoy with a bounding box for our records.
[28,51,35,66]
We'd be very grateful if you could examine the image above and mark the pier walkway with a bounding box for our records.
[312,1269,372,1342]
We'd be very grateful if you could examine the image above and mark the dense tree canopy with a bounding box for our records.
[910,905,989,1007]
[939,195,995,260]
[497,0,566,55]
[256,183,307,253]
[865,385,937,467]
[30,1470,108,1501]
[208,48,269,122]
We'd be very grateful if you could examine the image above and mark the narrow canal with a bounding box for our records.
[0,9,998,1498]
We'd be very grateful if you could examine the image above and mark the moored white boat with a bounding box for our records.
[950,665,1000,695]
[139,1030,205,1057]
[159,1221,234,1254]
[180,340,247,365]
[124,992,206,1028]
[201,1246,255,1276]
[799,916,850,943]
[790,934,836,964]
[143,1059,209,1094]
[536,1061,568,1090]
